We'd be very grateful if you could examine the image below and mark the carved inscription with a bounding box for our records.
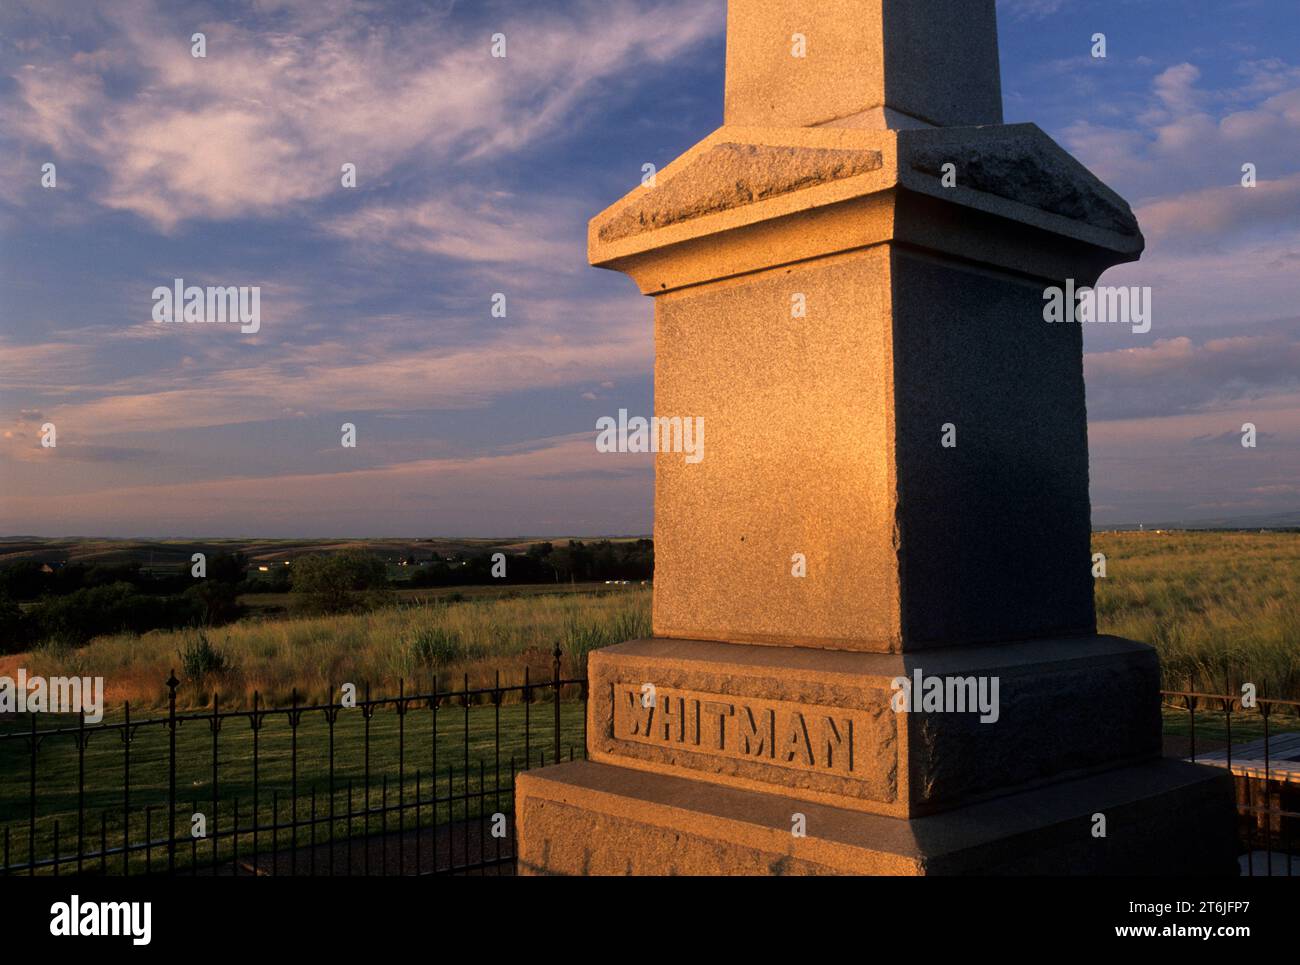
[612,684,862,776]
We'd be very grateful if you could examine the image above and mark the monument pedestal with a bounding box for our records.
[516,637,1239,875]
[516,757,1236,876]
[584,636,1165,817]
[515,1,1240,873]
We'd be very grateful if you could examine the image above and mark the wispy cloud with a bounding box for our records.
[1063,60,1300,199]
[324,192,583,266]
[1085,329,1300,420]
[996,0,1070,19]
[2,0,722,230]
[1135,171,1300,243]
[0,309,653,437]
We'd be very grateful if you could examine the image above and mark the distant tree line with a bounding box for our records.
[0,554,247,653]
[292,541,654,612]
[406,540,653,588]
[0,540,654,652]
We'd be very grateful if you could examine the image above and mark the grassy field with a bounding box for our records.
[237,580,632,616]
[1093,530,1300,696]
[3,531,1297,874]
[8,583,651,711]
[7,531,1294,708]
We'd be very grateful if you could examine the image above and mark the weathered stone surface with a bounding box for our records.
[909,148,1136,234]
[516,759,1239,876]
[724,0,1003,129]
[905,129,1140,235]
[902,640,1161,810]
[586,636,1162,816]
[588,125,1144,291]
[889,249,1096,647]
[591,638,900,811]
[653,246,901,650]
[650,243,1099,651]
[598,143,882,244]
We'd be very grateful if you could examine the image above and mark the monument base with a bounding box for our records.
[515,758,1239,875]
[585,636,1169,817]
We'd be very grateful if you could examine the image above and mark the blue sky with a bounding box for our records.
[0,0,1297,536]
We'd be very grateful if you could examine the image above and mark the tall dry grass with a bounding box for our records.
[1093,531,1300,695]
[27,587,651,709]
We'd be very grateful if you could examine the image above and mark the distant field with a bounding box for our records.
[5,531,1297,710]
[237,580,637,616]
[0,535,648,570]
[1093,530,1299,696]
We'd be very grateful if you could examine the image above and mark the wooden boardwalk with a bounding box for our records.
[1192,732,1300,782]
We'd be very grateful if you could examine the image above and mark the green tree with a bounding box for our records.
[208,551,248,584]
[0,560,48,600]
[183,580,243,625]
[290,551,388,613]
[0,594,29,654]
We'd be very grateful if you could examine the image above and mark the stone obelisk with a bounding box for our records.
[515,0,1237,874]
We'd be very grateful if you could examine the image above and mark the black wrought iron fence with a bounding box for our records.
[4,662,1297,876]
[0,647,587,876]
[1160,688,1300,876]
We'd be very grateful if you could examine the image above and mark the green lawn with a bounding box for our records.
[1160,698,1300,751]
[0,695,586,875]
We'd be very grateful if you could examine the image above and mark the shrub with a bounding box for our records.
[0,594,31,654]
[178,631,231,681]
[32,582,201,646]
[183,580,243,626]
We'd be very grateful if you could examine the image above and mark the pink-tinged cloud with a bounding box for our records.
[326,193,584,266]
[0,433,653,537]
[1063,64,1300,201]
[1135,172,1300,240]
[1084,332,1300,419]
[1087,393,1300,523]
[0,313,653,438]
